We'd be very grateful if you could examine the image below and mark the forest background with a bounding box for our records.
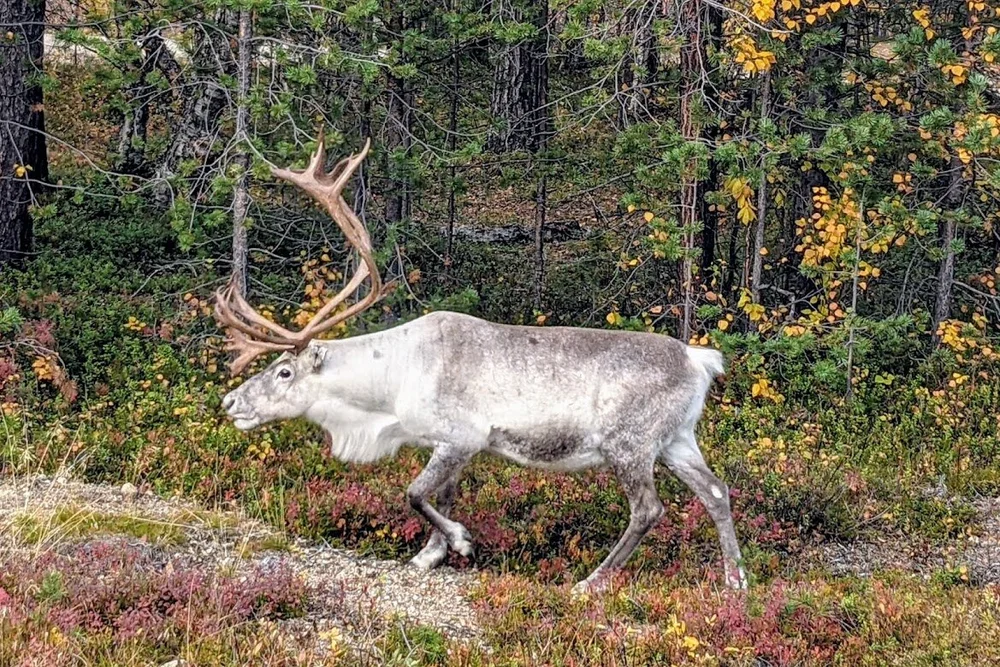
[4,0,1000,663]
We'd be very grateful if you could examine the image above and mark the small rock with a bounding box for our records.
[54,475,68,485]
[120,482,138,497]
[159,661,189,667]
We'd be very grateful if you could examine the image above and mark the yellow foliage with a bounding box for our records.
[751,376,784,403]
[865,82,913,112]
[125,316,147,332]
[32,356,56,382]
[731,36,776,75]
[941,63,968,85]
[936,317,993,360]
[752,0,776,22]
[724,176,756,224]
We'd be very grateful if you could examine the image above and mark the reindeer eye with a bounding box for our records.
[278,368,293,380]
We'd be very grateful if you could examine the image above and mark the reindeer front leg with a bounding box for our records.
[409,468,461,570]
[406,448,474,558]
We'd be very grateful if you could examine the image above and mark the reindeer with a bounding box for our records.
[216,136,748,593]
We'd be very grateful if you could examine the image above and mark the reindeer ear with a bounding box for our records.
[304,344,327,372]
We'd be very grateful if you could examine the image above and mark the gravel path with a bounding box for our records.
[0,475,481,655]
[805,496,1000,585]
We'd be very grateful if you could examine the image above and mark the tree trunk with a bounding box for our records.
[932,155,965,342]
[230,8,252,295]
[750,71,771,304]
[0,0,47,264]
[616,1,657,129]
[931,16,974,343]
[384,71,411,224]
[112,11,160,175]
[530,0,550,308]
[533,171,547,310]
[153,10,233,206]
[845,198,863,400]
[698,4,724,274]
[677,0,704,340]
[445,29,460,279]
[383,10,413,226]
[487,0,548,153]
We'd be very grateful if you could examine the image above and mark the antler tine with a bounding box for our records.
[295,195,382,340]
[224,328,295,375]
[214,282,300,344]
[327,139,372,196]
[267,136,380,343]
[216,135,384,374]
[214,282,299,373]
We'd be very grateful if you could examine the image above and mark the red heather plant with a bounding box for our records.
[471,575,868,666]
[21,319,56,349]
[0,356,18,395]
[0,540,307,644]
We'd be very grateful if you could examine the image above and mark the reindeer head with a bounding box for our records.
[221,345,332,430]
[215,135,383,430]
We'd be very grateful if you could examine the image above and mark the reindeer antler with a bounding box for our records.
[215,135,383,374]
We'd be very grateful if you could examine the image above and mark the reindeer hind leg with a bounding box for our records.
[661,429,747,589]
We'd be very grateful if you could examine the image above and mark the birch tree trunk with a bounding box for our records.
[230,8,252,295]
[677,0,704,340]
[750,71,771,304]
[932,155,964,342]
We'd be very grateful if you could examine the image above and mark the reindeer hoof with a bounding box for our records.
[409,549,446,571]
[449,526,474,558]
[570,576,607,599]
[452,537,474,558]
[726,566,749,590]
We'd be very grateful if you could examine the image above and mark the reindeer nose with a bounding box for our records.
[222,393,235,412]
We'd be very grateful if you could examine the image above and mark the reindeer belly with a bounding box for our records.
[484,426,606,472]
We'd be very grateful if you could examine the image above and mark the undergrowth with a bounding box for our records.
[4,187,1000,664]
